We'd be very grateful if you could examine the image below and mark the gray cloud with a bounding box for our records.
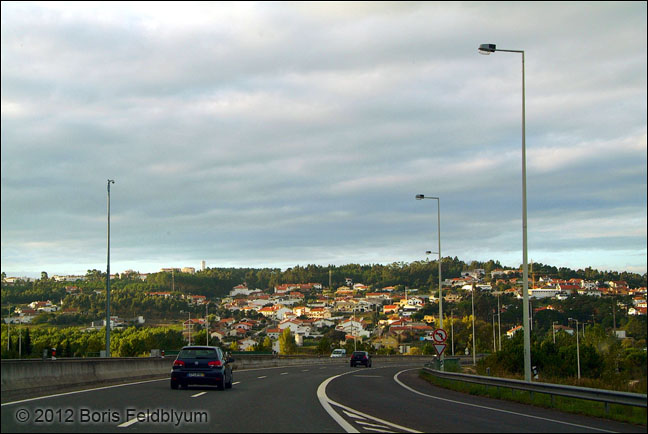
[1,2,646,277]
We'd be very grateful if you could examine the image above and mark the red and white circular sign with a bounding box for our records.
[432,328,448,343]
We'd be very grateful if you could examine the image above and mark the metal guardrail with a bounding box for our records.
[422,367,647,413]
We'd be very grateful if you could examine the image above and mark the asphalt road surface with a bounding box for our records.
[1,361,644,433]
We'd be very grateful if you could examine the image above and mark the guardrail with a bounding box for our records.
[422,367,647,414]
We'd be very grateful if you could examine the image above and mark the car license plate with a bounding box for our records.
[187,373,204,377]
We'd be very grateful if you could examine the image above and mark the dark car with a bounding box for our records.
[350,351,372,367]
[170,346,234,390]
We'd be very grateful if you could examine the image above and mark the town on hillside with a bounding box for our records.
[2,263,646,359]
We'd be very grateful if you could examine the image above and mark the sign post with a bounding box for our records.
[432,328,448,361]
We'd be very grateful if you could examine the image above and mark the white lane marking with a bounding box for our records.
[393,370,616,433]
[258,376,267,379]
[357,421,394,429]
[232,382,241,385]
[280,372,289,375]
[342,410,367,420]
[317,369,421,434]
[1,378,167,407]
[3,361,360,407]
[363,428,396,433]
[329,400,421,433]
[302,369,310,372]
[117,417,140,428]
[317,372,360,433]
[191,392,207,398]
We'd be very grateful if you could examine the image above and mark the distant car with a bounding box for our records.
[350,351,372,367]
[170,346,234,390]
[330,348,347,358]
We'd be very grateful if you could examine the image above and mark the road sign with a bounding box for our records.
[434,343,446,356]
[432,328,448,343]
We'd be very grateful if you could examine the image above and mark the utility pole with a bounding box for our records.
[206,302,209,346]
[497,294,502,351]
[188,312,192,346]
[471,284,476,365]
[492,311,496,352]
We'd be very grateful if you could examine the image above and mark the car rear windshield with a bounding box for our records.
[352,352,367,356]
[178,348,219,359]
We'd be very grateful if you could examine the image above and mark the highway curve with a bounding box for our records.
[1,361,644,433]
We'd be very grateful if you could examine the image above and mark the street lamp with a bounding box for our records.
[416,194,443,367]
[106,179,115,358]
[478,43,531,382]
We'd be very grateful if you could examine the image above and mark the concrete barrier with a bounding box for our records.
[1,357,175,402]
[1,354,438,402]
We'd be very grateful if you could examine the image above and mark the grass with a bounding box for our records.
[419,371,647,426]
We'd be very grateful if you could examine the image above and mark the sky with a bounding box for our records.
[1,2,646,279]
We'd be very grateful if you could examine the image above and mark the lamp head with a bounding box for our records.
[415,194,425,200]
[479,43,496,55]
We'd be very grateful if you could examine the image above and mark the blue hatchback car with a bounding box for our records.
[170,346,234,390]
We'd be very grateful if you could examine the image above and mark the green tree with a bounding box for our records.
[279,328,297,355]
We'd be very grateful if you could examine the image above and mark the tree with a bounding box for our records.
[279,328,297,355]
[317,336,332,355]
[24,328,32,357]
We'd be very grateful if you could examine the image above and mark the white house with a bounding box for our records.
[278,320,312,336]
[238,338,257,351]
[312,319,336,329]
[530,288,561,299]
[335,319,370,338]
[230,284,257,297]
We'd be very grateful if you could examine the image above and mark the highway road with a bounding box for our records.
[1,361,644,433]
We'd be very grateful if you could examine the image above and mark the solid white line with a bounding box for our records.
[317,373,360,433]
[393,369,616,433]
[1,378,167,407]
[342,410,367,420]
[317,369,421,434]
[357,420,392,429]
[258,376,267,379]
[117,417,141,428]
[363,427,396,433]
[191,392,207,398]
[328,400,421,433]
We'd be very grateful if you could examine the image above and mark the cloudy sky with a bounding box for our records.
[1,2,646,278]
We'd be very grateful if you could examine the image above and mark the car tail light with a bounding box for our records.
[173,360,185,368]
[208,360,222,368]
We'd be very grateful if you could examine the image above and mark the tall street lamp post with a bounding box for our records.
[106,179,115,358]
[478,43,531,382]
[416,194,443,368]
